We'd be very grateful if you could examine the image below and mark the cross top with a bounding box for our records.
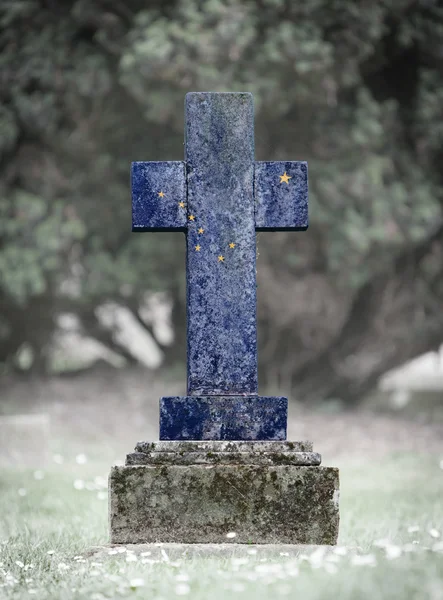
[132,92,308,440]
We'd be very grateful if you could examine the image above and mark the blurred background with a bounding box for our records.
[1,0,443,464]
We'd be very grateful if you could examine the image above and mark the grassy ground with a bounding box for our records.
[1,369,443,599]
[1,452,443,598]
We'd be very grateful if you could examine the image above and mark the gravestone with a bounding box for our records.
[109,92,339,544]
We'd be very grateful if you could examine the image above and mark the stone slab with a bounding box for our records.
[135,440,314,453]
[126,451,321,466]
[109,464,339,545]
[159,395,287,440]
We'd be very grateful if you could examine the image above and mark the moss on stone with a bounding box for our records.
[109,464,339,545]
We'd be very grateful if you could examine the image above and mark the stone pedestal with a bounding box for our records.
[109,441,339,545]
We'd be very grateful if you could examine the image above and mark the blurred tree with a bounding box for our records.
[0,0,442,403]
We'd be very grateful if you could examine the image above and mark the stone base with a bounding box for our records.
[159,396,288,440]
[109,441,339,545]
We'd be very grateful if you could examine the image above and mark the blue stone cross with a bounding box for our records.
[132,92,308,440]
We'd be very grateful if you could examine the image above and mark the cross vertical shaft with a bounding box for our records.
[185,93,257,396]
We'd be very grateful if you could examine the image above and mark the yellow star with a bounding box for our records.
[229,242,236,249]
[279,171,292,184]
[195,244,201,251]
[218,255,225,262]
[189,215,195,221]
[158,191,165,198]
[178,201,185,208]
[198,227,204,234]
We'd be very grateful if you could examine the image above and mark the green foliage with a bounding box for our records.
[0,0,442,371]
[0,192,86,303]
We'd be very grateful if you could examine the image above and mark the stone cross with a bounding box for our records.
[132,92,308,441]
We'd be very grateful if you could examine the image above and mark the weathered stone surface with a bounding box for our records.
[109,464,339,545]
[255,161,308,231]
[160,395,287,440]
[131,161,186,232]
[135,440,314,453]
[186,92,257,396]
[126,451,321,466]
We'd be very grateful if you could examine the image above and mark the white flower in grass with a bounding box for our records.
[15,561,25,569]
[18,488,27,497]
[226,532,236,539]
[25,578,33,583]
[140,551,151,557]
[108,549,118,555]
[280,552,289,556]
[47,550,55,555]
[117,547,127,553]
[126,554,137,563]
[407,525,420,533]
[385,545,402,560]
[309,547,327,567]
[161,548,170,562]
[73,556,83,561]
[28,589,37,595]
[57,563,70,571]
[129,578,145,589]
[76,454,88,464]
[175,583,190,595]
[73,480,85,490]
[247,548,257,555]
[429,529,441,539]
[33,471,45,480]
[351,554,376,567]
[94,476,107,488]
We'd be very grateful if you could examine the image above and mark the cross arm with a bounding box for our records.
[254,161,308,231]
[131,161,187,232]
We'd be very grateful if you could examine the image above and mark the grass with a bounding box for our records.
[1,450,443,599]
